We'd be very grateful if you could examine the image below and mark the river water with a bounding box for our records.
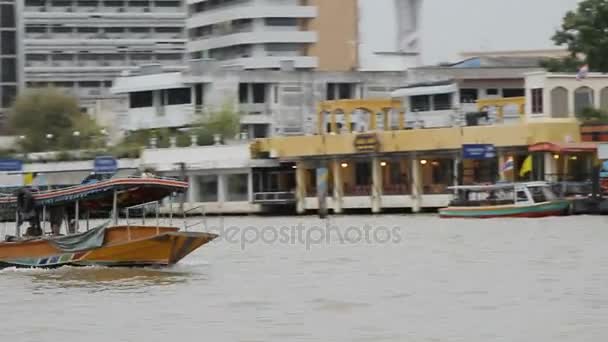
[1,214,608,342]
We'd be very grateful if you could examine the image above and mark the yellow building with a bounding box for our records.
[251,97,581,214]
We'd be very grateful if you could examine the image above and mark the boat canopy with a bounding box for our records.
[0,177,187,211]
[447,181,551,191]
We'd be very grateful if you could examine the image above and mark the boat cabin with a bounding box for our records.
[448,182,558,207]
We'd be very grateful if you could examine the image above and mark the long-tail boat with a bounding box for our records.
[0,177,217,268]
[439,181,571,218]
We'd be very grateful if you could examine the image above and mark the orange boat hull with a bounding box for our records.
[0,226,218,268]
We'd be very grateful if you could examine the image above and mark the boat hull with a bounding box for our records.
[439,200,570,219]
[0,226,217,269]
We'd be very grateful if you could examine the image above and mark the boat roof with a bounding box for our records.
[0,176,188,210]
[448,181,550,191]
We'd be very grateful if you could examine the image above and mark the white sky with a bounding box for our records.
[420,0,581,64]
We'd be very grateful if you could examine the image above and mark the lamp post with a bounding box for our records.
[72,130,81,149]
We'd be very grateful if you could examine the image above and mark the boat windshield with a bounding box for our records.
[528,186,556,203]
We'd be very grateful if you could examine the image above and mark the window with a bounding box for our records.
[355,162,371,186]
[77,27,98,33]
[433,93,452,110]
[574,86,594,116]
[252,83,266,104]
[264,18,298,26]
[105,27,125,33]
[167,88,191,105]
[226,174,248,202]
[1,31,15,55]
[502,88,525,98]
[551,87,569,118]
[531,88,543,114]
[460,89,478,103]
[129,91,153,108]
[198,175,218,202]
[0,4,15,28]
[486,88,499,96]
[26,26,46,33]
[1,85,16,108]
[155,1,179,6]
[326,83,355,100]
[1,59,16,82]
[410,95,431,112]
[516,191,528,202]
[155,27,182,33]
[52,26,72,33]
[239,83,248,103]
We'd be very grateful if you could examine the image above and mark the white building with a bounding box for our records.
[186,0,422,71]
[111,60,408,137]
[0,0,23,131]
[22,0,187,112]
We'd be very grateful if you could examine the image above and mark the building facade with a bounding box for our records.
[22,0,188,113]
[111,60,408,137]
[186,0,422,71]
[0,0,23,131]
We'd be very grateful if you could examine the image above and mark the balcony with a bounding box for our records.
[187,30,316,51]
[187,5,316,28]
[218,56,317,69]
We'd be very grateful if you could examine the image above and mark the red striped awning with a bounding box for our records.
[528,142,598,153]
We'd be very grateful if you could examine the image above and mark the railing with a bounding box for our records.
[253,191,296,204]
[183,205,206,232]
[125,200,160,241]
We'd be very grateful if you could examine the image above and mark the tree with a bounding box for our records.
[192,102,241,145]
[551,0,608,72]
[9,87,104,152]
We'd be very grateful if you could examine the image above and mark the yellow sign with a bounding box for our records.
[354,133,380,153]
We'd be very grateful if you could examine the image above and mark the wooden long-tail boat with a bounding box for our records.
[0,177,218,268]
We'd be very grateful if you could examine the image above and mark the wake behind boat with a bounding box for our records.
[0,177,217,269]
[439,181,571,219]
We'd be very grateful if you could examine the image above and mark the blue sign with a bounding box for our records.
[462,144,497,160]
[93,156,117,173]
[0,159,22,172]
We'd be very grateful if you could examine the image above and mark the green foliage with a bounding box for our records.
[576,107,608,121]
[9,87,105,152]
[551,0,608,72]
[191,102,241,145]
[539,56,583,72]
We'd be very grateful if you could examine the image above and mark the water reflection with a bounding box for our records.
[26,267,196,292]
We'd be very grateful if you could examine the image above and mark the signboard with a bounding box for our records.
[354,133,380,153]
[598,143,608,160]
[0,158,22,172]
[462,144,497,160]
[93,156,118,174]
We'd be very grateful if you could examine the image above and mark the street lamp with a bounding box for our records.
[72,131,81,137]
[46,133,54,140]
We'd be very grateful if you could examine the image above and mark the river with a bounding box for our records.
[1,214,608,342]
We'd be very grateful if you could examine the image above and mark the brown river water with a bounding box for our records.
[1,214,608,342]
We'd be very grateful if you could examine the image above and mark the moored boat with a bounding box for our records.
[439,181,571,219]
[0,177,218,269]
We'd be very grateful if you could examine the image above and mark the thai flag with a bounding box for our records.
[501,157,514,172]
[576,64,589,81]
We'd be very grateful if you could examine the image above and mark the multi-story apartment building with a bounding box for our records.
[187,0,422,71]
[0,0,23,131]
[22,0,188,112]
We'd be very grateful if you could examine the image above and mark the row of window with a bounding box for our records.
[25,0,181,7]
[26,26,183,34]
[531,86,608,117]
[459,88,525,103]
[129,88,191,108]
[189,0,247,14]
[27,53,183,61]
[197,174,249,203]
[189,18,299,40]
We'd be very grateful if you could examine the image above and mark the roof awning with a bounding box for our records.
[391,83,458,98]
[529,142,598,153]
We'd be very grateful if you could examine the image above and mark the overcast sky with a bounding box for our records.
[420,0,580,64]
